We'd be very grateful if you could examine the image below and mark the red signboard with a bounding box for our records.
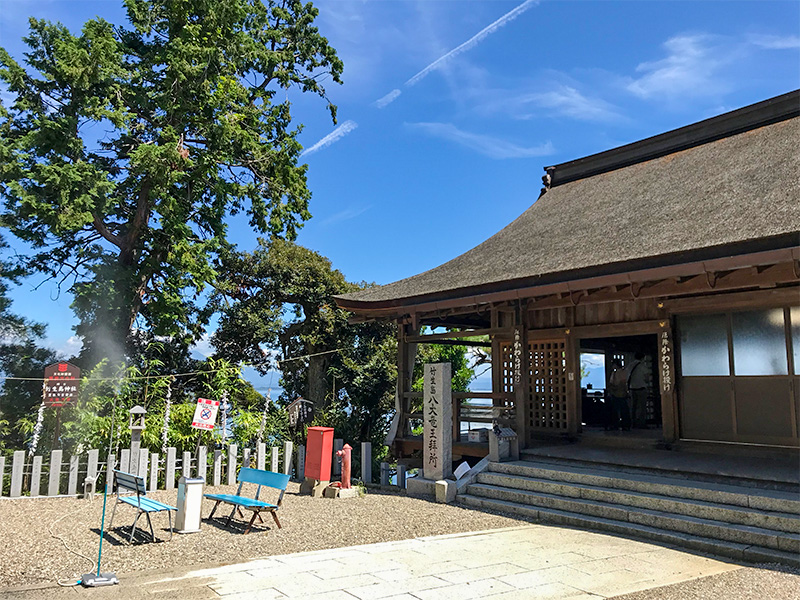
[43,362,81,408]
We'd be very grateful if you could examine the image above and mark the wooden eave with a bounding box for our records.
[340,237,800,322]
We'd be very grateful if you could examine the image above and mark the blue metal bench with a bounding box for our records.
[204,467,290,534]
[109,470,176,542]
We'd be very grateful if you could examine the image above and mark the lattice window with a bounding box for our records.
[528,340,568,430]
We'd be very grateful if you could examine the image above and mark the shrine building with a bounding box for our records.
[335,90,800,459]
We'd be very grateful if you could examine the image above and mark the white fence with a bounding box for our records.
[0,438,383,498]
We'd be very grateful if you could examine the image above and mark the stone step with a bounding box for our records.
[519,448,799,492]
[476,471,800,534]
[466,483,800,554]
[458,493,800,568]
[490,460,800,515]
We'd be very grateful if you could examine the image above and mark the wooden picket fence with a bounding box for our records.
[0,440,382,499]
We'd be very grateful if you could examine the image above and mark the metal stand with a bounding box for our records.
[81,572,119,587]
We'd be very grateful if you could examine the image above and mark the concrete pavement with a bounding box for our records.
[1,524,742,599]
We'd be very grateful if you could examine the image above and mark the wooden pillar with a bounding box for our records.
[565,307,580,436]
[658,317,679,443]
[390,322,419,450]
[514,301,530,447]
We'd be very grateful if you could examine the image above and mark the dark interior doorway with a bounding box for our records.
[579,334,661,432]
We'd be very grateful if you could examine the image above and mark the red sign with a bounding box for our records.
[43,362,81,408]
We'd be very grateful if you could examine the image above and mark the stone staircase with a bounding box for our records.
[458,457,800,567]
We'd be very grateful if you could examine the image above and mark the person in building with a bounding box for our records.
[627,352,648,429]
[606,359,631,431]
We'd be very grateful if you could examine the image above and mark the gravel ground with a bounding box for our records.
[0,483,526,588]
[613,564,800,600]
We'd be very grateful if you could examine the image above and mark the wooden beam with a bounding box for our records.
[666,285,800,314]
[409,338,492,348]
[571,319,665,339]
[406,327,510,343]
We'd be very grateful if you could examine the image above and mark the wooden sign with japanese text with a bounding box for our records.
[423,363,452,481]
[43,362,81,408]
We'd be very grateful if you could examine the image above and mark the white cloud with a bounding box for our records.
[374,89,402,108]
[626,34,735,100]
[52,335,82,358]
[301,120,358,157]
[748,34,800,50]
[321,206,371,226]
[405,0,539,87]
[510,85,621,122]
[191,333,214,359]
[407,122,554,160]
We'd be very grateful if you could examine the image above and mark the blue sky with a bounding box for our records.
[1,0,798,392]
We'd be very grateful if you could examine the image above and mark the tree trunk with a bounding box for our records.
[307,354,329,411]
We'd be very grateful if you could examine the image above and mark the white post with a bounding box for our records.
[243,447,251,469]
[10,451,24,497]
[31,455,43,496]
[0,456,5,497]
[283,441,293,476]
[296,445,305,482]
[68,454,79,495]
[227,444,238,485]
[423,363,453,481]
[139,449,148,479]
[197,446,207,482]
[271,446,279,472]
[149,453,159,491]
[182,451,192,478]
[213,449,222,486]
[361,442,372,484]
[257,442,266,471]
[119,449,130,474]
[106,453,116,492]
[48,450,63,496]
[166,447,176,490]
[87,449,99,481]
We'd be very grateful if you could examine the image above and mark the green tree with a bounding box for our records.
[0,0,343,367]
[0,235,60,450]
[411,340,475,394]
[211,239,397,446]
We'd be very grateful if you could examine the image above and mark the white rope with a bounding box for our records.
[49,501,96,586]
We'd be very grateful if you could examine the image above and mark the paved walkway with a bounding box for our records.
[0,524,741,599]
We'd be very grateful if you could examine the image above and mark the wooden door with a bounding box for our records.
[528,339,569,440]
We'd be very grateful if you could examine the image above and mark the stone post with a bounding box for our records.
[423,363,452,481]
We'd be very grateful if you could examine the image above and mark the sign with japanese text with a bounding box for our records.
[287,397,315,428]
[191,397,220,430]
[43,362,81,408]
[659,327,674,394]
[423,362,452,481]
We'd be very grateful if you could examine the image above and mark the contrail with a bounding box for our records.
[301,120,358,157]
[405,0,538,87]
[375,89,402,108]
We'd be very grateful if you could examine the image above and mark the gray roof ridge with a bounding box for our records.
[544,89,800,189]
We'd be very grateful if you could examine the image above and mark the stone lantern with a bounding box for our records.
[129,405,146,475]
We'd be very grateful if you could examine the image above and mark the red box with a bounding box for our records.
[304,426,334,481]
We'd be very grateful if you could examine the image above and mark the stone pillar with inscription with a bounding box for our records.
[423,362,452,481]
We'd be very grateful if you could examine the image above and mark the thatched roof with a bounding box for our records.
[337,92,800,313]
